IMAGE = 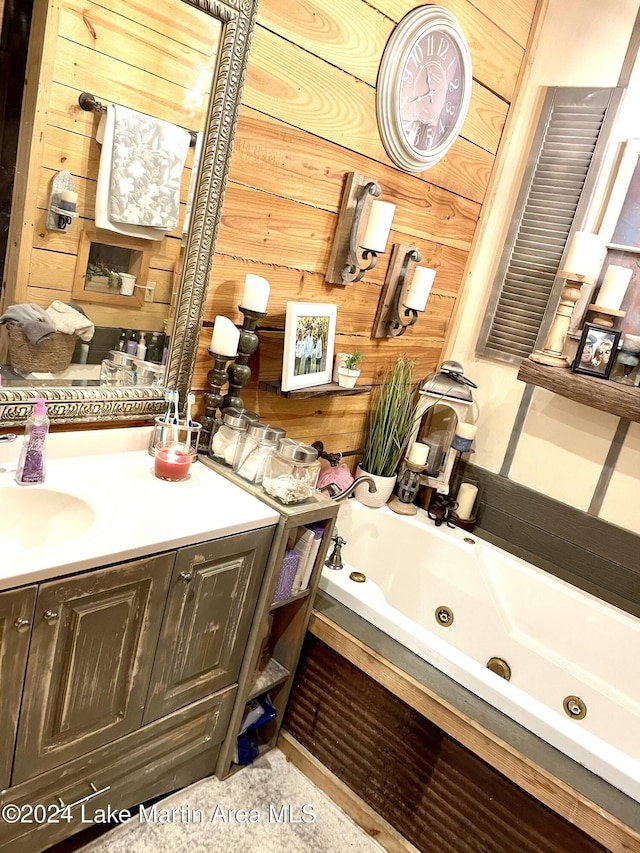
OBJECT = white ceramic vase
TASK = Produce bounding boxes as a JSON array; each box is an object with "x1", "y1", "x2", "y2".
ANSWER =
[
  {"x1": 337, "y1": 366, "x2": 360, "y2": 388},
  {"x1": 354, "y1": 465, "x2": 396, "y2": 508}
]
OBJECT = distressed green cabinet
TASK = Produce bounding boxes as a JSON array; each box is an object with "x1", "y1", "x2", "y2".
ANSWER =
[
  {"x1": 0, "y1": 586, "x2": 37, "y2": 790},
  {"x1": 0, "y1": 524, "x2": 274, "y2": 853}
]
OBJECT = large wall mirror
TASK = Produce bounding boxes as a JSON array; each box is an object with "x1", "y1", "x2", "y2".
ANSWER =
[{"x1": 0, "y1": 0, "x2": 257, "y2": 427}]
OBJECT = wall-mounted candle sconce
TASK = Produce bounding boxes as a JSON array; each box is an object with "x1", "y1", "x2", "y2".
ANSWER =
[
  {"x1": 372, "y1": 243, "x2": 435, "y2": 338},
  {"x1": 325, "y1": 172, "x2": 395, "y2": 285}
]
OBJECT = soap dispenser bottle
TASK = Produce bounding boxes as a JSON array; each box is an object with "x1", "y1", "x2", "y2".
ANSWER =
[{"x1": 15, "y1": 398, "x2": 49, "y2": 485}]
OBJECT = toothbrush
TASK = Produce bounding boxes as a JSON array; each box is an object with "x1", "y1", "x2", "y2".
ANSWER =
[
  {"x1": 171, "y1": 390, "x2": 180, "y2": 444},
  {"x1": 158, "y1": 388, "x2": 172, "y2": 444},
  {"x1": 186, "y1": 391, "x2": 195, "y2": 449}
]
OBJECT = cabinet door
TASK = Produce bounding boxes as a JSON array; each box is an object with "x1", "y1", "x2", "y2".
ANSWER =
[
  {"x1": 12, "y1": 554, "x2": 173, "y2": 784},
  {"x1": 0, "y1": 586, "x2": 36, "y2": 790},
  {"x1": 143, "y1": 527, "x2": 273, "y2": 724}
]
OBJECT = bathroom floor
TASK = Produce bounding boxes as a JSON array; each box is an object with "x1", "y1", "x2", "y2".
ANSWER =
[{"x1": 53, "y1": 749, "x2": 385, "y2": 853}]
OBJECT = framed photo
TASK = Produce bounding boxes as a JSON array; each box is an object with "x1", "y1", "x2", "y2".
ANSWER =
[
  {"x1": 282, "y1": 302, "x2": 337, "y2": 392},
  {"x1": 599, "y1": 139, "x2": 640, "y2": 253},
  {"x1": 572, "y1": 323, "x2": 620, "y2": 379}
]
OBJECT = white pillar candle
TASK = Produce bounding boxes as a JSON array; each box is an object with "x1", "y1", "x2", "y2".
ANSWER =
[
  {"x1": 595, "y1": 265, "x2": 632, "y2": 311},
  {"x1": 60, "y1": 189, "x2": 78, "y2": 204},
  {"x1": 404, "y1": 266, "x2": 436, "y2": 311},
  {"x1": 241, "y1": 273, "x2": 270, "y2": 313},
  {"x1": 561, "y1": 232, "x2": 605, "y2": 281},
  {"x1": 361, "y1": 199, "x2": 395, "y2": 252},
  {"x1": 210, "y1": 315, "x2": 239, "y2": 357},
  {"x1": 407, "y1": 441, "x2": 429, "y2": 466},
  {"x1": 455, "y1": 423, "x2": 477, "y2": 441},
  {"x1": 456, "y1": 483, "x2": 478, "y2": 520}
]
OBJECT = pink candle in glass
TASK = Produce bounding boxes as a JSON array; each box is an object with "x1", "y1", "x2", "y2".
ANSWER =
[{"x1": 154, "y1": 444, "x2": 194, "y2": 481}]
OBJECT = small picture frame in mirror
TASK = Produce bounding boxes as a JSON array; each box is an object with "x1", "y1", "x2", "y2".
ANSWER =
[{"x1": 572, "y1": 322, "x2": 620, "y2": 379}]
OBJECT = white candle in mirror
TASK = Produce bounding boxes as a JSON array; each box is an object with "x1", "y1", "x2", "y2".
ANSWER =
[
  {"x1": 241, "y1": 273, "x2": 270, "y2": 313},
  {"x1": 404, "y1": 266, "x2": 436, "y2": 311},
  {"x1": 456, "y1": 482, "x2": 478, "y2": 520},
  {"x1": 361, "y1": 199, "x2": 395, "y2": 253},
  {"x1": 210, "y1": 315, "x2": 239, "y2": 357},
  {"x1": 595, "y1": 265, "x2": 632, "y2": 311},
  {"x1": 407, "y1": 441, "x2": 429, "y2": 467},
  {"x1": 561, "y1": 231, "x2": 605, "y2": 281},
  {"x1": 455, "y1": 423, "x2": 477, "y2": 441}
]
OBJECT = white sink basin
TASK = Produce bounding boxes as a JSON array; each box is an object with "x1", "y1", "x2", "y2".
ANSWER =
[{"x1": 0, "y1": 487, "x2": 96, "y2": 556}]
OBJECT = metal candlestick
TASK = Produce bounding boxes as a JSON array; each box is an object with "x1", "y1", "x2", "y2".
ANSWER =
[
  {"x1": 223, "y1": 306, "x2": 267, "y2": 410},
  {"x1": 201, "y1": 349, "x2": 231, "y2": 449}
]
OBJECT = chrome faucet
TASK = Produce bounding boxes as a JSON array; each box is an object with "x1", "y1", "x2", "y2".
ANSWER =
[{"x1": 318, "y1": 475, "x2": 377, "y2": 502}]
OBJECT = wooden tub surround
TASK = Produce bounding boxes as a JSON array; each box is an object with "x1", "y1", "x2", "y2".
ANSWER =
[{"x1": 282, "y1": 594, "x2": 640, "y2": 853}]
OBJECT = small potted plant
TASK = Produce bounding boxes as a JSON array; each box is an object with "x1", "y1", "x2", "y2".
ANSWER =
[
  {"x1": 85, "y1": 261, "x2": 122, "y2": 292},
  {"x1": 337, "y1": 350, "x2": 364, "y2": 388}
]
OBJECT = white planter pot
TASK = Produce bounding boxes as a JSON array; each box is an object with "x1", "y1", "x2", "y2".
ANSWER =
[
  {"x1": 119, "y1": 273, "x2": 136, "y2": 296},
  {"x1": 337, "y1": 366, "x2": 360, "y2": 388},
  {"x1": 354, "y1": 465, "x2": 396, "y2": 508}
]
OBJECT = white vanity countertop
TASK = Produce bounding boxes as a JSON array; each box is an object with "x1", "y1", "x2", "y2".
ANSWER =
[{"x1": 0, "y1": 427, "x2": 279, "y2": 590}]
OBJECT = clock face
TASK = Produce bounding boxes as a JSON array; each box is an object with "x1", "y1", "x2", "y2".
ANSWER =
[
  {"x1": 399, "y1": 29, "x2": 464, "y2": 154},
  {"x1": 376, "y1": 7, "x2": 472, "y2": 172}
]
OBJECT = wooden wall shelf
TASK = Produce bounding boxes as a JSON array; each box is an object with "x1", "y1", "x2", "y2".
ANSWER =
[
  {"x1": 517, "y1": 358, "x2": 640, "y2": 423},
  {"x1": 258, "y1": 380, "x2": 371, "y2": 399}
]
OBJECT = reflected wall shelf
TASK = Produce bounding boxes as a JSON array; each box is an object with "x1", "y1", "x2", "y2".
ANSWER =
[
  {"x1": 517, "y1": 358, "x2": 640, "y2": 423},
  {"x1": 258, "y1": 380, "x2": 371, "y2": 399}
]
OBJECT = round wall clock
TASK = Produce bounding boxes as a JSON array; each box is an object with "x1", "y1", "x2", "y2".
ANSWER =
[{"x1": 376, "y1": 6, "x2": 472, "y2": 172}]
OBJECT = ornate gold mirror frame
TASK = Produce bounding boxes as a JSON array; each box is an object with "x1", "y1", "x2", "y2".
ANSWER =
[{"x1": 0, "y1": 0, "x2": 258, "y2": 427}]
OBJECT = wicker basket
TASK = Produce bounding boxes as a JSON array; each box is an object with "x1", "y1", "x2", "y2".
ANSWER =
[{"x1": 7, "y1": 324, "x2": 76, "y2": 373}]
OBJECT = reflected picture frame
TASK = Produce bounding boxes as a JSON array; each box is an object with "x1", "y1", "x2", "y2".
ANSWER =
[
  {"x1": 282, "y1": 302, "x2": 337, "y2": 392},
  {"x1": 572, "y1": 322, "x2": 620, "y2": 380}
]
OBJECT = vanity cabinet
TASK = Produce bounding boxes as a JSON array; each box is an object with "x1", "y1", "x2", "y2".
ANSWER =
[
  {"x1": 0, "y1": 524, "x2": 274, "y2": 853},
  {"x1": 0, "y1": 586, "x2": 37, "y2": 790}
]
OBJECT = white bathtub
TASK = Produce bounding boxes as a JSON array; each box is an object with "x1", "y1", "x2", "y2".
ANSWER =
[{"x1": 319, "y1": 501, "x2": 640, "y2": 802}]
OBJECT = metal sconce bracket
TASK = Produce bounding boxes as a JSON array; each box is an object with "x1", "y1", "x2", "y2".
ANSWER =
[
  {"x1": 325, "y1": 172, "x2": 381, "y2": 285},
  {"x1": 372, "y1": 242, "x2": 421, "y2": 338}
]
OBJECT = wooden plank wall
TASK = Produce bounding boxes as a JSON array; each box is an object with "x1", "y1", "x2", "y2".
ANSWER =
[
  {"x1": 195, "y1": 0, "x2": 539, "y2": 452},
  {"x1": 7, "y1": 0, "x2": 539, "y2": 452},
  {"x1": 4, "y1": 0, "x2": 220, "y2": 332}
]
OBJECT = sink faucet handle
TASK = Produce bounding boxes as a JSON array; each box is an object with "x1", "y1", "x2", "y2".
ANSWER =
[
  {"x1": 0, "y1": 434, "x2": 17, "y2": 443},
  {"x1": 332, "y1": 534, "x2": 346, "y2": 547}
]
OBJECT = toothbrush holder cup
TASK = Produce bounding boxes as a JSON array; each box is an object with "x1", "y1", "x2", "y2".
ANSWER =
[{"x1": 148, "y1": 417, "x2": 202, "y2": 458}]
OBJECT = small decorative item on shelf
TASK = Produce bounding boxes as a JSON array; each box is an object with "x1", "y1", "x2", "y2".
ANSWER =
[
  {"x1": 281, "y1": 301, "x2": 337, "y2": 392},
  {"x1": 337, "y1": 350, "x2": 364, "y2": 388},
  {"x1": 571, "y1": 322, "x2": 620, "y2": 380},
  {"x1": 613, "y1": 333, "x2": 640, "y2": 385},
  {"x1": 272, "y1": 548, "x2": 300, "y2": 603},
  {"x1": 46, "y1": 170, "x2": 79, "y2": 232}
]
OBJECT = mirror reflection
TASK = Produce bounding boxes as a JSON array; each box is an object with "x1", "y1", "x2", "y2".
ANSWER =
[{"x1": 0, "y1": 0, "x2": 237, "y2": 416}]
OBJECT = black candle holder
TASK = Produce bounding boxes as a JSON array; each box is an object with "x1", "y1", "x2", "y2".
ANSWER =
[
  {"x1": 200, "y1": 348, "x2": 232, "y2": 449},
  {"x1": 223, "y1": 306, "x2": 267, "y2": 410}
]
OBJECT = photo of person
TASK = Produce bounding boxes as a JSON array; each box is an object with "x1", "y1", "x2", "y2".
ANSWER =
[
  {"x1": 282, "y1": 302, "x2": 337, "y2": 393},
  {"x1": 572, "y1": 323, "x2": 620, "y2": 380},
  {"x1": 293, "y1": 316, "x2": 330, "y2": 377}
]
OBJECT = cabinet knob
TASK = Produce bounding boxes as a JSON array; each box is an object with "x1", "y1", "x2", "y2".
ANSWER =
[
  {"x1": 14, "y1": 617, "x2": 30, "y2": 633},
  {"x1": 179, "y1": 571, "x2": 193, "y2": 583},
  {"x1": 43, "y1": 609, "x2": 60, "y2": 624}
]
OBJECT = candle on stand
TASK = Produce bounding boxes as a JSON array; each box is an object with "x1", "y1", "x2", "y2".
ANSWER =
[
  {"x1": 362, "y1": 199, "x2": 395, "y2": 252},
  {"x1": 210, "y1": 315, "x2": 239, "y2": 357},
  {"x1": 241, "y1": 274, "x2": 270, "y2": 313},
  {"x1": 456, "y1": 482, "x2": 478, "y2": 520},
  {"x1": 407, "y1": 441, "x2": 429, "y2": 467},
  {"x1": 405, "y1": 266, "x2": 436, "y2": 311},
  {"x1": 595, "y1": 265, "x2": 632, "y2": 311},
  {"x1": 561, "y1": 232, "x2": 605, "y2": 281},
  {"x1": 154, "y1": 443, "x2": 195, "y2": 481},
  {"x1": 455, "y1": 423, "x2": 477, "y2": 441}
]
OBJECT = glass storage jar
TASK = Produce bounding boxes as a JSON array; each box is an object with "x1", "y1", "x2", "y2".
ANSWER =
[
  {"x1": 262, "y1": 439, "x2": 321, "y2": 505},
  {"x1": 232, "y1": 422, "x2": 282, "y2": 484},
  {"x1": 209, "y1": 407, "x2": 249, "y2": 466}
]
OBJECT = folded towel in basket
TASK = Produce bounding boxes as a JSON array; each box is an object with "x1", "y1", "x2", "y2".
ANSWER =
[
  {"x1": 95, "y1": 105, "x2": 189, "y2": 237},
  {"x1": 45, "y1": 300, "x2": 95, "y2": 342},
  {"x1": 0, "y1": 303, "x2": 56, "y2": 344}
]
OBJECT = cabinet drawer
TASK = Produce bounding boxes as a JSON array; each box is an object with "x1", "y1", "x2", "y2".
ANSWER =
[
  {"x1": 143, "y1": 526, "x2": 273, "y2": 723},
  {"x1": 0, "y1": 684, "x2": 236, "y2": 853},
  {"x1": 12, "y1": 553, "x2": 174, "y2": 784}
]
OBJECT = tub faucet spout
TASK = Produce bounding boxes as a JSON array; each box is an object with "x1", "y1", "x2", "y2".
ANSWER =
[{"x1": 318, "y1": 476, "x2": 377, "y2": 502}]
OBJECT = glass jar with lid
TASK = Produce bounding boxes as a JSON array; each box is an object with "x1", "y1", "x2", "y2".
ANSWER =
[
  {"x1": 209, "y1": 407, "x2": 249, "y2": 466},
  {"x1": 233, "y1": 422, "x2": 283, "y2": 484},
  {"x1": 262, "y1": 439, "x2": 321, "y2": 504}
]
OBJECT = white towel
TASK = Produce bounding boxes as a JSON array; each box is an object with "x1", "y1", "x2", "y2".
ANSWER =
[
  {"x1": 45, "y1": 301, "x2": 95, "y2": 342},
  {"x1": 95, "y1": 106, "x2": 189, "y2": 239}
]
